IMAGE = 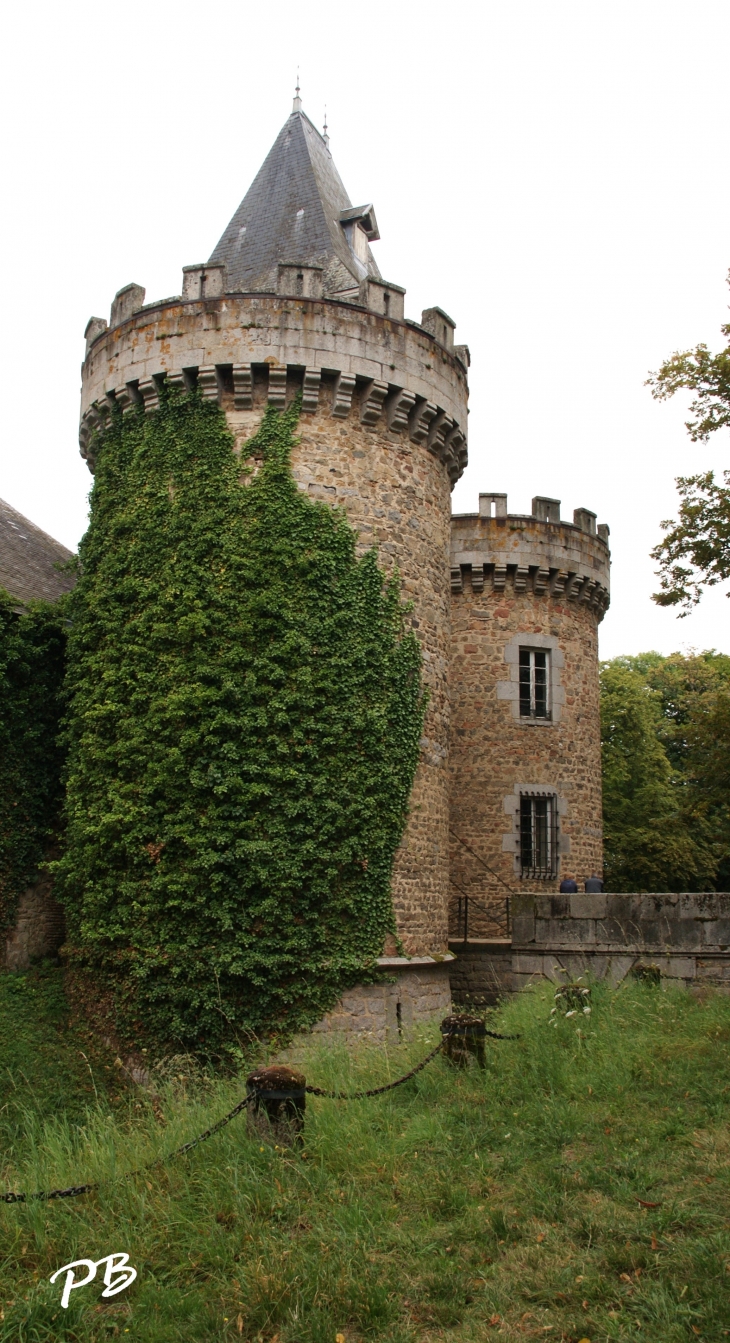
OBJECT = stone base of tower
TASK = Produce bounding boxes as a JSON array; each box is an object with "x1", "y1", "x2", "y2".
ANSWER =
[
  {"x1": 3, "y1": 870, "x2": 65, "y2": 971},
  {"x1": 311, "y1": 956, "x2": 453, "y2": 1041}
]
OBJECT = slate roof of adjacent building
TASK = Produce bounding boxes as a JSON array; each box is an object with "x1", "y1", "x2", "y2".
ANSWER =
[
  {"x1": 208, "y1": 106, "x2": 381, "y2": 297},
  {"x1": 0, "y1": 498, "x2": 76, "y2": 607}
]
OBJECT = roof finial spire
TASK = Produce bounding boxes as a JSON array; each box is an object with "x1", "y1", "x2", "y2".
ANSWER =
[
  {"x1": 323, "y1": 105, "x2": 329, "y2": 148},
  {"x1": 293, "y1": 70, "x2": 302, "y2": 113}
]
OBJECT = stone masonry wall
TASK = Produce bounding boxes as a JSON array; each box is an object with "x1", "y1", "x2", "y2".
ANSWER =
[
  {"x1": 447, "y1": 893, "x2": 730, "y2": 1005},
  {"x1": 4, "y1": 872, "x2": 65, "y2": 971},
  {"x1": 311, "y1": 959, "x2": 453, "y2": 1042},
  {"x1": 510, "y1": 891, "x2": 730, "y2": 992},
  {"x1": 449, "y1": 507, "x2": 610, "y2": 939}
]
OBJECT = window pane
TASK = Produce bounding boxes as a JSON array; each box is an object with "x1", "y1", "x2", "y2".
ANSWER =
[
  {"x1": 517, "y1": 646, "x2": 551, "y2": 719},
  {"x1": 519, "y1": 649, "x2": 532, "y2": 716},
  {"x1": 534, "y1": 798, "x2": 549, "y2": 868},
  {"x1": 534, "y1": 662, "x2": 548, "y2": 716},
  {"x1": 520, "y1": 795, "x2": 534, "y2": 870}
]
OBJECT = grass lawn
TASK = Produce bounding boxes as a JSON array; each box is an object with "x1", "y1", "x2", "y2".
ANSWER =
[{"x1": 0, "y1": 969, "x2": 728, "y2": 1342}]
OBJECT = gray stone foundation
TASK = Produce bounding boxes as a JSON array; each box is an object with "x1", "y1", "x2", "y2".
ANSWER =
[{"x1": 312, "y1": 956, "x2": 453, "y2": 1041}]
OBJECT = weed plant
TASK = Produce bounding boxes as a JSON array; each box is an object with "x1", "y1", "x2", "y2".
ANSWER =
[{"x1": 1, "y1": 974, "x2": 729, "y2": 1341}]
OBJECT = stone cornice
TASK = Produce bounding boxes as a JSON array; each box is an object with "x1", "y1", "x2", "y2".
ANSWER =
[
  {"x1": 80, "y1": 362, "x2": 468, "y2": 485},
  {"x1": 449, "y1": 557, "x2": 610, "y2": 619}
]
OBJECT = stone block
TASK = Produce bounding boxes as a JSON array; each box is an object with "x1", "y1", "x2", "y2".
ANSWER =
[
  {"x1": 599, "y1": 914, "x2": 642, "y2": 945},
  {"x1": 696, "y1": 956, "x2": 730, "y2": 982},
  {"x1": 570, "y1": 893, "x2": 607, "y2": 920},
  {"x1": 512, "y1": 953, "x2": 549, "y2": 976},
  {"x1": 511, "y1": 914, "x2": 536, "y2": 944},
  {"x1": 659, "y1": 955, "x2": 696, "y2": 980},
  {"x1": 656, "y1": 918, "x2": 696, "y2": 949},
  {"x1": 538, "y1": 917, "x2": 596, "y2": 945},
  {"x1": 710, "y1": 920, "x2": 730, "y2": 947}
]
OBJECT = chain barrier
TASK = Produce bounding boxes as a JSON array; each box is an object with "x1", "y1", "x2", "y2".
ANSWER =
[
  {"x1": 305, "y1": 1036, "x2": 447, "y2": 1099},
  {"x1": 2, "y1": 1020, "x2": 520, "y2": 1204},
  {"x1": 1, "y1": 1094, "x2": 255, "y2": 1205}
]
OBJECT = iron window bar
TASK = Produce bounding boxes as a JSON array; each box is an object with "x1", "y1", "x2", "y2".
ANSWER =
[{"x1": 519, "y1": 792, "x2": 558, "y2": 879}]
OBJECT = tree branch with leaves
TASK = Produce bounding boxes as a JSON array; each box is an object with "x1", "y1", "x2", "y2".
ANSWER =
[{"x1": 647, "y1": 273, "x2": 730, "y2": 611}]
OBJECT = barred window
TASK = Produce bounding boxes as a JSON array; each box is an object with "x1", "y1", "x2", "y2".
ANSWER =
[
  {"x1": 519, "y1": 648, "x2": 551, "y2": 719},
  {"x1": 520, "y1": 794, "x2": 557, "y2": 879}
]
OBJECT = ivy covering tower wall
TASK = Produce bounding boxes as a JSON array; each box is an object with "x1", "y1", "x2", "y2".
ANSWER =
[
  {"x1": 0, "y1": 594, "x2": 67, "y2": 933},
  {"x1": 55, "y1": 392, "x2": 426, "y2": 1049}
]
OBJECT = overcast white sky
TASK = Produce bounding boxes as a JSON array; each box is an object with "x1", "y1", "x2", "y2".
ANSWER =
[{"x1": 1, "y1": 0, "x2": 729, "y2": 660}]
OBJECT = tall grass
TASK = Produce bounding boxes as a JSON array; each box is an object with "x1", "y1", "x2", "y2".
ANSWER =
[{"x1": 1, "y1": 975, "x2": 729, "y2": 1341}]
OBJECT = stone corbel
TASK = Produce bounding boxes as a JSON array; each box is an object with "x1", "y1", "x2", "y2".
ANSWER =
[
  {"x1": 301, "y1": 368, "x2": 321, "y2": 413},
  {"x1": 471, "y1": 563, "x2": 484, "y2": 593},
  {"x1": 550, "y1": 569, "x2": 569, "y2": 596},
  {"x1": 564, "y1": 573, "x2": 583, "y2": 600},
  {"x1": 138, "y1": 377, "x2": 162, "y2": 413},
  {"x1": 198, "y1": 366, "x2": 221, "y2": 402},
  {"x1": 360, "y1": 378, "x2": 388, "y2": 425},
  {"x1": 332, "y1": 372, "x2": 356, "y2": 418},
  {"x1": 386, "y1": 388, "x2": 416, "y2": 432},
  {"x1": 232, "y1": 364, "x2": 253, "y2": 410},
  {"x1": 534, "y1": 567, "x2": 550, "y2": 595},
  {"x1": 408, "y1": 399, "x2": 439, "y2": 445},
  {"x1": 267, "y1": 366, "x2": 287, "y2": 408},
  {"x1": 427, "y1": 412, "x2": 453, "y2": 457},
  {"x1": 445, "y1": 426, "x2": 467, "y2": 473},
  {"x1": 514, "y1": 565, "x2": 529, "y2": 592},
  {"x1": 493, "y1": 564, "x2": 507, "y2": 591},
  {"x1": 450, "y1": 566, "x2": 463, "y2": 593},
  {"x1": 116, "y1": 383, "x2": 139, "y2": 415},
  {"x1": 90, "y1": 397, "x2": 111, "y2": 430}
]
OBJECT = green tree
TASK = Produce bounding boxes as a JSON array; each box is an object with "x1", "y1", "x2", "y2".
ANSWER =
[
  {"x1": 647, "y1": 277, "x2": 730, "y2": 611},
  {"x1": 55, "y1": 391, "x2": 426, "y2": 1051},
  {"x1": 600, "y1": 659, "x2": 719, "y2": 891}
]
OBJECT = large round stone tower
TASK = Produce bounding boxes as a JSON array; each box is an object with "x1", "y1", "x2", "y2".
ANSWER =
[
  {"x1": 449, "y1": 492, "x2": 610, "y2": 939},
  {"x1": 78, "y1": 95, "x2": 469, "y2": 970}
]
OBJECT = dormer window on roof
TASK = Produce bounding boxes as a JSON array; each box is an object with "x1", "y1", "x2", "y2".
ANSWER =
[{"x1": 339, "y1": 205, "x2": 380, "y2": 270}]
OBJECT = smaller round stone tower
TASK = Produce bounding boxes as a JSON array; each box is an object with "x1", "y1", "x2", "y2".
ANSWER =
[{"x1": 449, "y1": 492, "x2": 610, "y2": 937}]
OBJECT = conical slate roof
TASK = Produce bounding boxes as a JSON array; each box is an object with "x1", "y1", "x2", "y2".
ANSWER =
[
  {"x1": 0, "y1": 498, "x2": 75, "y2": 608},
  {"x1": 208, "y1": 107, "x2": 381, "y2": 297}
]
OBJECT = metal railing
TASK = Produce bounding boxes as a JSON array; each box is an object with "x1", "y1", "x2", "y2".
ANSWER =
[
  {"x1": 449, "y1": 828, "x2": 518, "y2": 944},
  {"x1": 453, "y1": 891, "x2": 511, "y2": 945}
]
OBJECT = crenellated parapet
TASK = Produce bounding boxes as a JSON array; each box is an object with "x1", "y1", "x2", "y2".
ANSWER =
[
  {"x1": 80, "y1": 287, "x2": 469, "y2": 486},
  {"x1": 450, "y1": 492, "x2": 610, "y2": 620}
]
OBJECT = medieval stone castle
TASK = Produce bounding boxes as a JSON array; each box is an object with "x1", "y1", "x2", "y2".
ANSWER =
[{"x1": 2, "y1": 94, "x2": 618, "y2": 1030}]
